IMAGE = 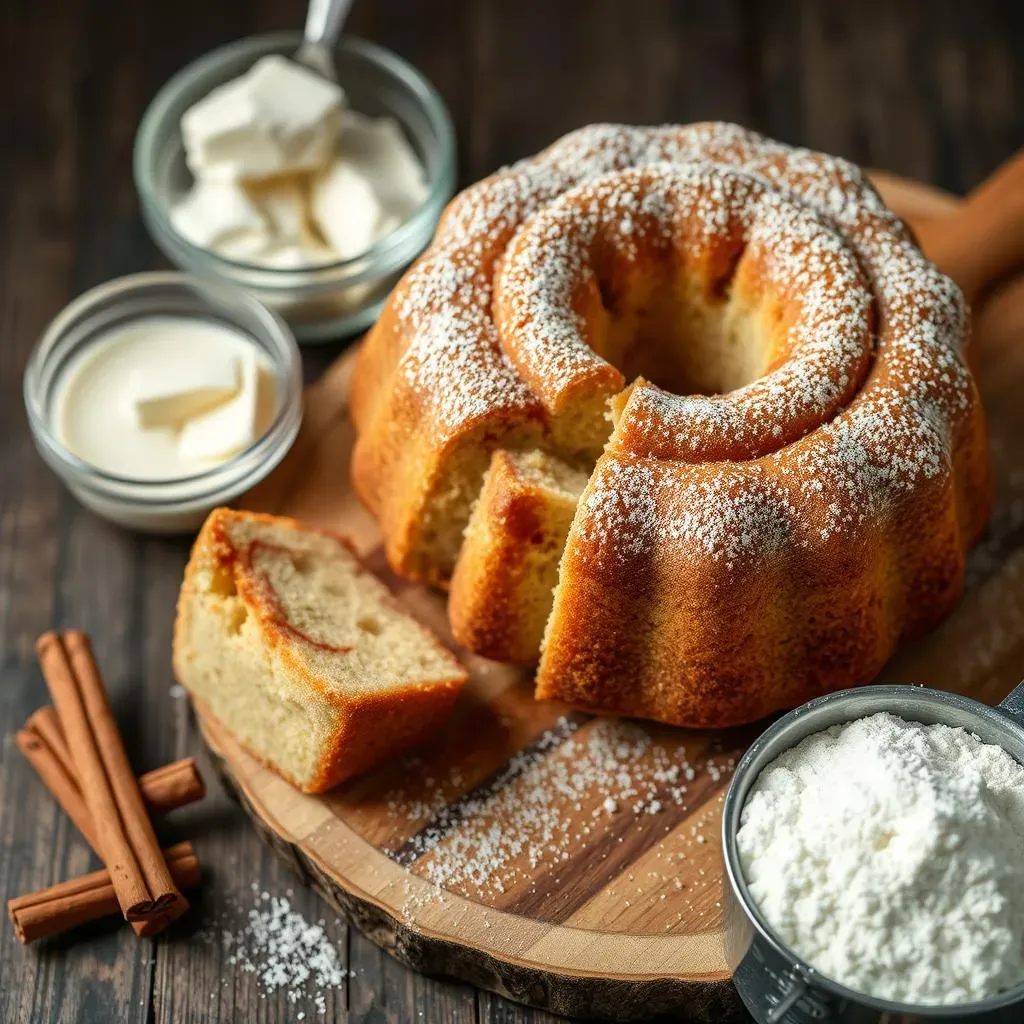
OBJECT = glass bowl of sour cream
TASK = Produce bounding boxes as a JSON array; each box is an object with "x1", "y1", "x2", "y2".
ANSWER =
[
  {"x1": 133, "y1": 32, "x2": 456, "y2": 343},
  {"x1": 24, "y1": 272, "x2": 303, "y2": 533}
]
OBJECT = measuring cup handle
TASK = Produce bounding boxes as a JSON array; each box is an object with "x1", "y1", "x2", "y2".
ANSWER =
[
  {"x1": 998, "y1": 680, "x2": 1024, "y2": 725},
  {"x1": 766, "y1": 972, "x2": 809, "y2": 1023}
]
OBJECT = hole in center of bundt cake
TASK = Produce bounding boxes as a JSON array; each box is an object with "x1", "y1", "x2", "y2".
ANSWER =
[
  {"x1": 591, "y1": 246, "x2": 772, "y2": 398},
  {"x1": 496, "y1": 162, "x2": 874, "y2": 466}
]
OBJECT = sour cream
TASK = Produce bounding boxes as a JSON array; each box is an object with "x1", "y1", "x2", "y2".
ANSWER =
[{"x1": 54, "y1": 317, "x2": 276, "y2": 480}]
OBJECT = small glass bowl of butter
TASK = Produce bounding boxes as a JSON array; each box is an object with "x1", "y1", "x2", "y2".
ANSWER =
[
  {"x1": 24, "y1": 272, "x2": 303, "y2": 533},
  {"x1": 134, "y1": 32, "x2": 456, "y2": 343}
]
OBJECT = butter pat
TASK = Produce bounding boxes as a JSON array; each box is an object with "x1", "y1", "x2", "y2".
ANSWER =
[
  {"x1": 215, "y1": 231, "x2": 275, "y2": 262},
  {"x1": 311, "y1": 160, "x2": 383, "y2": 260},
  {"x1": 178, "y1": 348, "x2": 274, "y2": 462},
  {"x1": 172, "y1": 174, "x2": 335, "y2": 266},
  {"x1": 243, "y1": 176, "x2": 310, "y2": 243},
  {"x1": 258, "y1": 242, "x2": 336, "y2": 269},
  {"x1": 172, "y1": 55, "x2": 428, "y2": 271},
  {"x1": 182, "y1": 55, "x2": 345, "y2": 182},
  {"x1": 170, "y1": 181, "x2": 267, "y2": 253},
  {"x1": 340, "y1": 113, "x2": 429, "y2": 219},
  {"x1": 131, "y1": 351, "x2": 240, "y2": 430},
  {"x1": 309, "y1": 115, "x2": 428, "y2": 261}
]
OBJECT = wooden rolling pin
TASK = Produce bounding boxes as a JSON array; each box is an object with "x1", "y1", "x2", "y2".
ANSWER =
[{"x1": 898, "y1": 149, "x2": 1024, "y2": 307}]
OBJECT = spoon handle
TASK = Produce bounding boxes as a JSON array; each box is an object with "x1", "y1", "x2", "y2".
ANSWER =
[{"x1": 303, "y1": 0, "x2": 356, "y2": 52}]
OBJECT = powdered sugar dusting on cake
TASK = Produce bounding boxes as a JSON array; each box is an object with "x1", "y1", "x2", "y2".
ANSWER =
[
  {"x1": 392, "y1": 123, "x2": 760, "y2": 436},
  {"x1": 395, "y1": 253, "x2": 538, "y2": 431},
  {"x1": 572, "y1": 457, "x2": 797, "y2": 569},
  {"x1": 370, "y1": 120, "x2": 976, "y2": 567},
  {"x1": 491, "y1": 159, "x2": 876, "y2": 461}
]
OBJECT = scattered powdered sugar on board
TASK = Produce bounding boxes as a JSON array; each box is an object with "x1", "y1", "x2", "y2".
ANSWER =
[
  {"x1": 382, "y1": 716, "x2": 737, "y2": 921},
  {"x1": 198, "y1": 885, "x2": 352, "y2": 1015}
]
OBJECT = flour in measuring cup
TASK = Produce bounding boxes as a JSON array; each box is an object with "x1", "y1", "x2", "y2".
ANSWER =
[{"x1": 737, "y1": 712, "x2": 1024, "y2": 1005}]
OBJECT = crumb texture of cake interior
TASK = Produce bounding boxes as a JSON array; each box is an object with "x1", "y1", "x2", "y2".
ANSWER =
[
  {"x1": 173, "y1": 507, "x2": 468, "y2": 792},
  {"x1": 449, "y1": 449, "x2": 588, "y2": 663}
]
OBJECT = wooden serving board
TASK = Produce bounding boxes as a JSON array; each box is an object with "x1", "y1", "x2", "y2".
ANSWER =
[{"x1": 195, "y1": 174, "x2": 1024, "y2": 1023}]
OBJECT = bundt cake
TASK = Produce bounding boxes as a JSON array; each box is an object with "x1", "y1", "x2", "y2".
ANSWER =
[{"x1": 350, "y1": 122, "x2": 992, "y2": 728}]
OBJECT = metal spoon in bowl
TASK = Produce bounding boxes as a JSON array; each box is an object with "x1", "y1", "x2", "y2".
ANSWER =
[{"x1": 294, "y1": 0, "x2": 357, "y2": 80}]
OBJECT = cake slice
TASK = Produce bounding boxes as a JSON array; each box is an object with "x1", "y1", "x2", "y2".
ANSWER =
[
  {"x1": 448, "y1": 449, "x2": 588, "y2": 663},
  {"x1": 173, "y1": 508, "x2": 467, "y2": 792}
]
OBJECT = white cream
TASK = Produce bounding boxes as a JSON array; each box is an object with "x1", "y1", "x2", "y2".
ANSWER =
[
  {"x1": 55, "y1": 317, "x2": 276, "y2": 480},
  {"x1": 172, "y1": 56, "x2": 428, "y2": 270}
]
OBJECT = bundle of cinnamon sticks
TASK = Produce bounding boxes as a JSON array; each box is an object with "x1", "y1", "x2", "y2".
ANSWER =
[{"x1": 7, "y1": 630, "x2": 206, "y2": 943}]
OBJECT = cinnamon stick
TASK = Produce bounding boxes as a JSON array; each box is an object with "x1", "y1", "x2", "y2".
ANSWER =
[
  {"x1": 16, "y1": 727, "x2": 175, "y2": 938},
  {"x1": 24, "y1": 707, "x2": 205, "y2": 816},
  {"x1": 25, "y1": 706, "x2": 76, "y2": 783},
  {"x1": 15, "y1": 713, "x2": 205, "y2": 938},
  {"x1": 16, "y1": 727, "x2": 101, "y2": 852},
  {"x1": 15, "y1": 726, "x2": 205, "y2": 854},
  {"x1": 35, "y1": 631, "x2": 185, "y2": 921},
  {"x1": 8, "y1": 842, "x2": 199, "y2": 944}
]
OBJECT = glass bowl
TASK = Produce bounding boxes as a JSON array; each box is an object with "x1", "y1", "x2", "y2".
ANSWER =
[
  {"x1": 24, "y1": 272, "x2": 303, "y2": 534},
  {"x1": 133, "y1": 32, "x2": 457, "y2": 343}
]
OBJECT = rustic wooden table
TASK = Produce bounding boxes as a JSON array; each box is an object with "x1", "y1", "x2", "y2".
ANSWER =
[{"x1": 1, "y1": 1, "x2": 1021, "y2": 1021}]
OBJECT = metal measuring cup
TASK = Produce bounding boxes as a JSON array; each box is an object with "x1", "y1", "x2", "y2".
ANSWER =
[{"x1": 721, "y1": 682, "x2": 1024, "y2": 1024}]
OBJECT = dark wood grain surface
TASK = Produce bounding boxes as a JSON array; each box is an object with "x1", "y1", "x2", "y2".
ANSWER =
[{"x1": 0, "y1": 1, "x2": 1021, "y2": 1022}]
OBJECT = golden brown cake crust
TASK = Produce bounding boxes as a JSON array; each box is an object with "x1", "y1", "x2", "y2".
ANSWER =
[
  {"x1": 173, "y1": 508, "x2": 466, "y2": 792},
  {"x1": 349, "y1": 122, "x2": 992, "y2": 729}
]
